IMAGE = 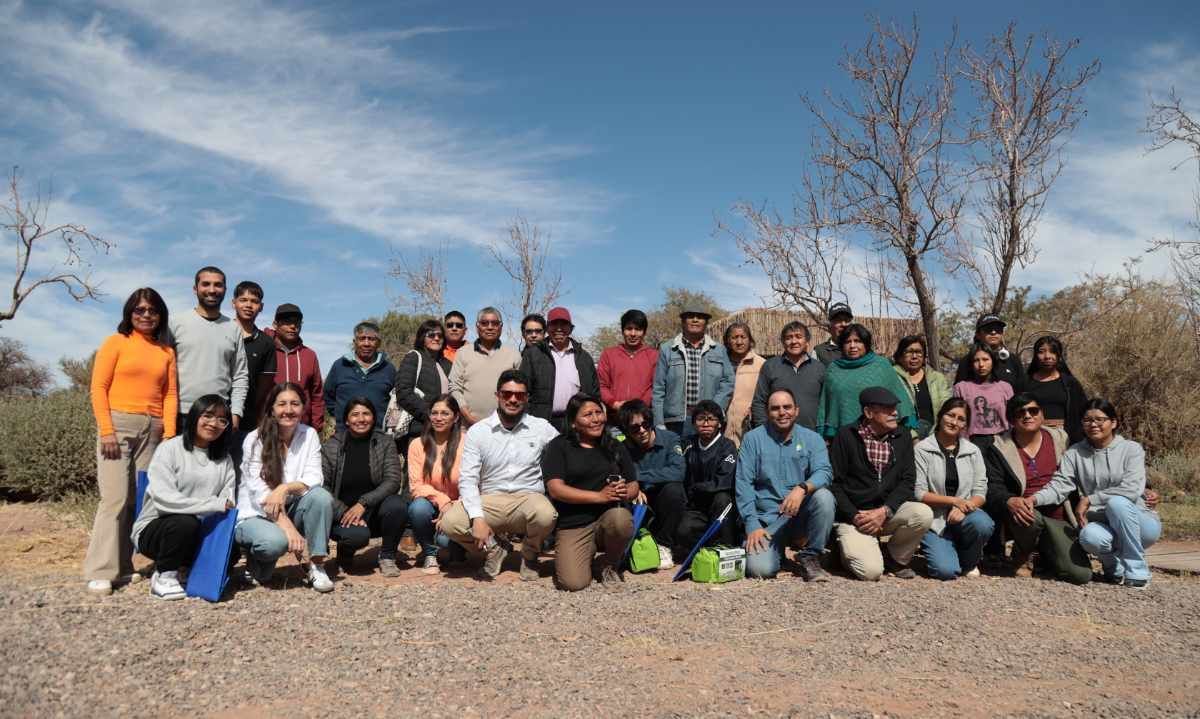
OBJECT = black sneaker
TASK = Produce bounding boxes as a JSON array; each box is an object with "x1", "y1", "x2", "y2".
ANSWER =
[
  {"x1": 1125, "y1": 577, "x2": 1149, "y2": 590},
  {"x1": 1094, "y1": 571, "x2": 1123, "y2": 585},
  {"x1": 335, "y1": 543, "x2": 356, "y2": 574},
  {"x1": 884, "y1": 554, "x2": 916, "y2": 579},
  {"x1": 796, "y1": 554, "x2": 831, "y2": 582}
]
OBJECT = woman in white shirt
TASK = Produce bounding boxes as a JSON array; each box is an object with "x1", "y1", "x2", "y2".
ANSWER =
[{"x1": 234, "y1": 382, "x2": 335, "y2": 592}]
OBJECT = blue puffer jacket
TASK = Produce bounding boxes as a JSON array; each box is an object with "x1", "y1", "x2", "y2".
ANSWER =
[{"x1": 651, "y1": 334, "x2": 734, "y2": 427}]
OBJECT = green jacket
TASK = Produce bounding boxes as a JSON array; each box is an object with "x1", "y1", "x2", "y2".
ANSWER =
[{"x1": 893, "y1": 364, "x2": 952, "y2": 438}]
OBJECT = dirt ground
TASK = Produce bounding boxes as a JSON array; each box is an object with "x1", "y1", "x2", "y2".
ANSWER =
[{"x1": 1, "y1": 502, "x2": 1198, "y2": 718}]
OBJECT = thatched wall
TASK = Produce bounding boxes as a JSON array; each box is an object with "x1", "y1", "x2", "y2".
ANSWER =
[{"x1": 710, "y1": 307, "x2": 922, "y2": 358}]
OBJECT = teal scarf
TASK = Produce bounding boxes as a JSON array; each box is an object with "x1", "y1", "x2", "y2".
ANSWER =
[{"x1": 817, "y1": 352, "x2": 918, "y2": 438}]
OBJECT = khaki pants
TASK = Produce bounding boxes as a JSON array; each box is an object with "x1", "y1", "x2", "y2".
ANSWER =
[
  {"x1": 835, "y1": 501, "x2": 933, "y2": 581},
  {"x1": 440, "y1": 493, "x2": 557, "y2": 560},
  {"x1": 554, "y1": 507, "x2": 633, "y2": 591},
  {"x1": 83, "y1": 412, "x2": 163, "y2": 581}
]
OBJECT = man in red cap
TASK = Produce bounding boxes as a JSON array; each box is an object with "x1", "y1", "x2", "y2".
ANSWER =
[{"x1": 519, "y1": 306, "x2": 599, "y2": 432}]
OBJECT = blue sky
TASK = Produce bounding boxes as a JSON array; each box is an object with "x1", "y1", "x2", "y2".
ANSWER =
[{"x1": 1, "y1": 0, "x2": 1198, "y2": 379}]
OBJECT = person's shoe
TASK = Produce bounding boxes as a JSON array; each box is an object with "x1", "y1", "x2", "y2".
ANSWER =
[
  {"x1": 446, "y1": 542, "x2": 468, "y2": 565},
  {"x1": 149, "y1": 571, "x2": 186, "y2": 600},
  {"x1": 335, "y1": 544, "x2": 355, "y2": 574},
  {"x1": 796, "y1": 554, "x2": 831, "y2": 582},
  {"x1": 965, "y1": 567, "x2": 982, "y2": 578},
  {"x1": 519, "y1": 551, "x2": 541, "y2": 581},
  {"x1": 1010, "y1": 550, "x2": 1035, "y2": 578},
  {"x1": 1125, "y1": 577, "x2": 1149, "y2": 590},
  {"x1": 1095, "y1": 571, "x2": 1123, "y2": 585},
  {"x1": 421, "y1": 555, "x2": 441, "y2": 575},
  {"x1": 884, "y1": 554, "x2": 916, "y2": 579},
  {"x1": 120, "y1": 572, "x2": 145, "y2": 586},
  {"x1": 601, "y1": 564, "x2": 624, "y2": 586},
  {"x1": 477, "y1": 543, "x2": 509, "y2": 580},
  {"x1": 377, "y1": 557, "x2": 401, "y2": 578},
  {"x1": 657, "y1": 545, "x2": 675, "y2": 570},
  {"x1": 307, "y1": 563, "x2": 334, "y2": 593},
  {"x1": 86, "y1": 579, "x2": 113, "y2": 596}
]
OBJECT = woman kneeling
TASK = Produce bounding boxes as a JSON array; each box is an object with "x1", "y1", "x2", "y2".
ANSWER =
[
  {"x1": 235, "y1": 383, "x2": 335, "y2": 592},
  {"x1": 132, "y1": 396, "x2": 236, "y2": 600},
  {"x1": 915, "y1": 398, "x2": 994, "y2": 579},
  {"x1": 543, "y1": 394, "x2": 638, "y2": 590}
]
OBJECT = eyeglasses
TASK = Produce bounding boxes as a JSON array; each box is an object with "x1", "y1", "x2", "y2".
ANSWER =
[
  {"x1": 479, "y1": 320, "x2": 501, "y2": 327},
  {"x1": 903, "y1": 349, "x2": 925, "y2": 356},
  {"x1": 1016, "y1": 407, "x2": 1042, "y2": 417},
  {"x1": 131, "y1": 307, "x2": 160, "y2": 316},
  {"x1": 498, "y1": 390, "x2": 527, "y2": 401},
  {"x1": 693, "y1": 416, "x2": 720, "y2": 425},
  {"x1": 523, "y1": 327, "x2": 545, "y2": 336},
  {"x1": 445, "y1": 322, "x2": 465, "y2": 329},
  {"x1": 198, "y1": 413, "x2": 229, "y2": 428},
  {"x1": 1081, "y1": 416, "x2": 1111, "y2": 425}
]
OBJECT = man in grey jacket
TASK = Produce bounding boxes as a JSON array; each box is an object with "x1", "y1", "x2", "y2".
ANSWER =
[
  {"x1": 651, "y1": 307, "x2": 734, "y2": 437},
  {"x1": 751, "y1": 321, "x2": 825, "y2": 431}
]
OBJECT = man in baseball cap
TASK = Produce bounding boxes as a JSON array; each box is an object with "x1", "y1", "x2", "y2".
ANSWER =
[
  {"x1": 828, "y1": 385, "x2": 933, "y2": 581},
  {"x1": 965, "y1": 313, "x2": 1025, "y2": 392},
  {"x1": 519, "y1": 306, "x2": 598, "y2": 432},
  {"x1": 816, "y1": 302, "x2": 854, "y2": 366},
  {"x1": 262, "y1": 302, "x2": 325, "y2": 430}
]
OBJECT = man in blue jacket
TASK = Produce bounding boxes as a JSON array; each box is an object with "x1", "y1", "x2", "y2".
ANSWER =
[
  {"x1": 619, "y1": 399, "x2": 687, "y2": 569},
  {"x1": 323, "y1": 321, "x2": 397, "y2": 431},
  {"x1": 736, "y1": 388, "x2": 835, "y2": 581},
  {"x1": 651, "y1": 306, "x2": 734, "y2": 437}
]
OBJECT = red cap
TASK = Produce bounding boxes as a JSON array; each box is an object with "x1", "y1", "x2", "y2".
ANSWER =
[{"x1": 547, "y1": 306, "x2": 572, "y2": 324}]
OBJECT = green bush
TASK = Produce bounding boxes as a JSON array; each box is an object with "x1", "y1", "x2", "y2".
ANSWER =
[{"x1": 0, "y1": 390, "x2": 97, "y2": 499}]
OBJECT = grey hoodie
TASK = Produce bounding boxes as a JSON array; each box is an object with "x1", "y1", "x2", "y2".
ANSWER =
[{"x1": 1033, "y1": 435, "x2": 1147, "y2": 512}]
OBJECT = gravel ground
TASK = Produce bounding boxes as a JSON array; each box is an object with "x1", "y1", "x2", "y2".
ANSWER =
[{"x1": 2, "y1": 505, "x2": 1198, "y2": 718}]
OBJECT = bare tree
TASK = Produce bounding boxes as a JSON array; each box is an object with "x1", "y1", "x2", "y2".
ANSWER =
[
  {"x1": 952, "y1": 24, "x2": 1099, "y2": 313},
  {"x1": 1, "y1": 167, "x2": 111, "y2": 325},
  {"x1": 487, "y1": 216, "x2": 563, "y2": 323},
  {"x1": 1145, "y1": 89, "x2": 1200, "y2": 349},
  {"x1": 389, "y1": 250, "x2": 446, "y2": 315},
  {"x1": 0, "y1": 337, "x2": 51, "y2": 397},
  {"x1": 804, "y1": 16, "x2": 966, "y2": 362},
  {"x1": 717, "y1": 160, "x2": 851, "y2": 330}
]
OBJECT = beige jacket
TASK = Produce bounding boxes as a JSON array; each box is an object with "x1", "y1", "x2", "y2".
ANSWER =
[
  {"x1": 448, "y1": 339, "x2": 521, "y2": 422},
  {"x1": 724, "y1": 351, "x2": 765, "y2": 446}
]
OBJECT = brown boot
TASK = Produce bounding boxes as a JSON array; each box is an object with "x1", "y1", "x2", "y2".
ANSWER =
[{"x1": 1010, "y1": 549, "x2": 1035, "y2": 578}]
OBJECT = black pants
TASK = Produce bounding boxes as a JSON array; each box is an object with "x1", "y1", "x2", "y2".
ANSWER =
[
  {"x1": 138, "y1": 514, "x2": 203, "y2": 571},
  {"x1": 330, "y1": 495, "x2": 409, "y2": 560},
  {"x1": 677, "y1": 490, "x2": 738, "y2": 550},
  {"x1": 644, "y1": 482, "x2": 688, "y2": 553}
]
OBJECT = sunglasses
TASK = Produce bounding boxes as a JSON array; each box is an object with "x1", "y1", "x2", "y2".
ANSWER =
[
  {"x1": 445, "y1": 322, "x2": 465, "y2": 329},
  {"x1": 425, "y1": 332, "x2": 444, "y2": 339},
  {"x1": 1082, "y1": 416, "x2": 1111, "y2": 425},
  {"x1": 1016, "y1": 407, "x2": 1042, "y2": 417},
  {"x1": 498, "y1": 390, "x2": 528, "y2": 401},
  {"x1": 131, "y1": 306, "x2": 160, "y2": 316},
  {"x1": 625, "y1": 422, "x2": 650, "y2": 434}
]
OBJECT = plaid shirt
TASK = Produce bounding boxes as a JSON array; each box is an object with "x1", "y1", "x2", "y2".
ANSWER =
[
  {"x1": 856, "y1": 419, "x2": 893, "y2": 478},
  {"x1": 682, "y1": 342, "x2": 702, "y2": 410}
]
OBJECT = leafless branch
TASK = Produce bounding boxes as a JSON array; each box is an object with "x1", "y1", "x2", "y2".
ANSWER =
[
  {"x1": 486, "y1": 216, "x2": 563, "y2": 323},
  {"x1": 1, "y1": 167, "x2": 112, "y2": 325},
  {"x1": 952, "y1": 23, "x2": 1099, "y2": 313},
  {"x1": 388, "y1": 249, "x2": 446, "y2": 315}
]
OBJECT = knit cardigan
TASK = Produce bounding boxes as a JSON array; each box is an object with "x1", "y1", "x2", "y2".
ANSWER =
[{"x1": 817, "y1": 353, "x2": 917, "y2": 438}]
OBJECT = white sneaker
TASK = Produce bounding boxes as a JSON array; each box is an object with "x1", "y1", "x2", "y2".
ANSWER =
[
  {"x1": 307, "y1": 563, "x2": 334, "y2": 593},
  {"x1": 86, "y1": 579, "x2": 112, "y2": 596},
  {"x1": 965, "y1": 568, "x2": 982, "y2": 578},
  {"x1": 421, "y1": 555, "x2": 440, "y2": 575},
  {"x1": 150, "y1": 571, "x2": 186, "y2": 600},
  {"x1": 658, "y1": 544, "x2": 675, "y2": 570}
]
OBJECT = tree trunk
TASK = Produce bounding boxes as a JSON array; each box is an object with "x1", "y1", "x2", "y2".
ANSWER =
[{"x1": 905, "y1": 249, "x2": 940, "y2": 365}]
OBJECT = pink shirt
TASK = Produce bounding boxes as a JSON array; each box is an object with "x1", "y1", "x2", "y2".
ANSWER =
[
  {"x1": 551, "y1": 345, "x2": 581, "y2": 414},
  {"x1": 953, "y1": 380, "x2": 1013, "y2": 437}
]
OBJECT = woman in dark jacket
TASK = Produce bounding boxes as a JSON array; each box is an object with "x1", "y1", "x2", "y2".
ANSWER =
[
  {"x1": 322, "y1": 398, "x2": 408, "y2": 577},
  {"x1": 393, "y1": 319, "x2": 453, "y2": 447},
  {"x1": 680, "y1": 400, "x2": 739, "y2": 548},
  {"x1": 1024, "y1": 335, "x2": 1088, "y2": 444}
]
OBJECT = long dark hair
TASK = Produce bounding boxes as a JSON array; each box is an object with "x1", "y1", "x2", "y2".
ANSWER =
[
  {"x1": 1026, "y1": 335, "x2": 1075, "y2": 378},
  {"x1": 183, "y1": 395, "x2": 231, "y2": 461},
  {"x1": 420, "y1": 393, "x2": 462, "y2": 483},
  {"x1": 837, "y1": 323, "x2": 873, "y2": 354},
  {"x1": 117, "y1": 287, "x2": 169, "y2": 342},
  {"x1": 955, "y1": 342, "x2": 1000, "y2": 384},
  {"x1": 565, "y1": 393, "x2": 621, "y2": 464},
  {"x1": 934, "y1": 397, "x2": 971, "y2": 438},
  {"x1": 257, "y1": 382, "x2": 307, "y2": 489}
]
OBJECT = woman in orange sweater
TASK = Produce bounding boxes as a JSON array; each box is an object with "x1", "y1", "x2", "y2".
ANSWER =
[
  {"x1": 406, "y1": 394, "x2": 466, "y2": 574},
  {"x1": 84, "y1": 288, "x2": 178, "y2": 595}
]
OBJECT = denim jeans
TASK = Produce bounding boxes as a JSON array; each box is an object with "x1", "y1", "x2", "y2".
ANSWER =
[
  {"x1": 921, "y1": 509, "x2": 995, "y2": 580},
  {"x1": 1078, "y1": 496, "x2": 1161, "y2": 582},
  {"x1": 234, "y1": 487, "x2": 334, "y2": 577},
  {"x1": 408, "y1": 497, "x2": 454, "y2": 558},
  {"x1": 745, "y1": 487, "x2": 835, "y2": 579}
]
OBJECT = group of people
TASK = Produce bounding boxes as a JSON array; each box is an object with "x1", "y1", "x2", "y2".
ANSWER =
[{"x1": 84, "y1": 267, "x2": 1163, "y2": 598}]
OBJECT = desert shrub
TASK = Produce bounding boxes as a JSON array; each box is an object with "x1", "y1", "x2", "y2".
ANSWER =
[
  {"x1": 1148, "y1": 451, "x2": 1200, "y2": 498},
  {"x1": 0, "y1": 390, "x2": 97, "y2": 499}
]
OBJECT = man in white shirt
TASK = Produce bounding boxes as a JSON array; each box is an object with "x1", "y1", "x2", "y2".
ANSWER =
[{"x1": 440, "y1": 369, "x2": 559, "y2": 580}]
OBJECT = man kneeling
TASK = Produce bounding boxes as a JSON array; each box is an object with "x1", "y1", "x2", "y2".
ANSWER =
[
  {"x1": 830, "y1": 387, "x2": 933, "y2": 580},
  {"x1": 736, "y1": 389, "x2": 835, "y2": 580},
  {"x1": 439, "y1": 370, "x2": 559, "y2": 580}
]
